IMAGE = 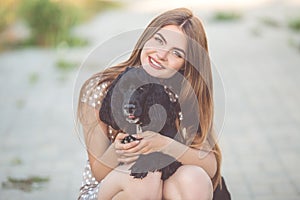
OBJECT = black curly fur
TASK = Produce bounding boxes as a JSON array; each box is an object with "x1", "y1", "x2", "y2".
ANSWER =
[
  {"x1": 99, "y1": 67, "x2": 183, "y2": 180},
  {"x1": 129, "y1": 152, "x2": 183, "y2": 180}
]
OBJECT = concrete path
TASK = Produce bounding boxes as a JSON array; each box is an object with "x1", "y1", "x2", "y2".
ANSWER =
[{"x1": 0, "y1": 0, "x2": 300, "y2": 199}]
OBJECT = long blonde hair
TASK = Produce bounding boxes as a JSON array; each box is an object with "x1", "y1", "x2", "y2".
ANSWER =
[{"x1": 78, "y1": 8, "x2": 222, "y2": 189}]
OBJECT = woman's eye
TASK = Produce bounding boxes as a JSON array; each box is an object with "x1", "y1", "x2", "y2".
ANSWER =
[
  {"x1": 172, "y1": 50, "x2": 183, "y2": 58},
  {"x1": 154, "y1": 37, "x2": 164, "y2": 45}
]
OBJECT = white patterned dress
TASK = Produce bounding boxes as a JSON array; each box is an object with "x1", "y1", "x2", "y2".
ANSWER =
[
  {"x1": 77, "y1": 78, "x2": 110, "y2": 200},
  {"x1": 78, "y1": 161, "x2": 101, "y2": 200}
]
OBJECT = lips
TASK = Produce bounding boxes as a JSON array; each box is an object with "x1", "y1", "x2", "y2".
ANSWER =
[{"x1": 148, "y1": 56, "x2": 165, "y2": 70}]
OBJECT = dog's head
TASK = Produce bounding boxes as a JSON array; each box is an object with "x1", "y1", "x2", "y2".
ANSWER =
[{"x1": 123, "y1": 84, "x2": 149, "y2": 124}]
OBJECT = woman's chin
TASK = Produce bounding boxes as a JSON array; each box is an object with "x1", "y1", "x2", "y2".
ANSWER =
[{"x1": 141, "y1": 65, "x2": 172, "y2": 79}]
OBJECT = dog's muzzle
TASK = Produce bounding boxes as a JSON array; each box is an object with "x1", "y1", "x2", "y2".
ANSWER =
[{"x1": 123, "y1": 104, "x2": 140, "y2": 124}]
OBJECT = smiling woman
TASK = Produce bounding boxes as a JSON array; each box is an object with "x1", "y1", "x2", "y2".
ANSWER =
[
  {"x1": 77, "y1": 8, "x2": 230, "y2": 200},
  {"x1": 141, "y1": 25, "x2": 187, "y2": 78}
]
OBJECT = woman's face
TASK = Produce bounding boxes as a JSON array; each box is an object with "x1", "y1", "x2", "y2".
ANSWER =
[{"x1": 140, "y1": 25, "x2": 187, "y2": 79}]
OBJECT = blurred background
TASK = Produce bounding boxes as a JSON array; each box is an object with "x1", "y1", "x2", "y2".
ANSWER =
[{"x1": 0, "y1": 0, "x2": 300, "y2": 199}]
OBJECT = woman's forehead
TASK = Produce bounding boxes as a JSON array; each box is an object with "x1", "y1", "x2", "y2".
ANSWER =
[{"x1": 156, "y1": 25, "x2": 187, "y2": 48}]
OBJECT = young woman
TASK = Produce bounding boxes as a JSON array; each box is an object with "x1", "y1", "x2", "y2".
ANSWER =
[{"x1": 77, "y1": 8, "x2": 223, "y2": 200}]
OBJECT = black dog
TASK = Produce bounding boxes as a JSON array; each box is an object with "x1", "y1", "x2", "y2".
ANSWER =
[{"x1": 99, "y1": 67, "x2": 183, "y2": 180}]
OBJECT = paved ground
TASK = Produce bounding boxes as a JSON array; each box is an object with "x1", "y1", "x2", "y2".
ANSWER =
[{"x1": 1, "y1": 0, "x2": 300, "y2": 199}]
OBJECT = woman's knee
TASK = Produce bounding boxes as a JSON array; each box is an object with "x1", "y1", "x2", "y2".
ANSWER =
[
  {"x1": 164, "y1": 165, "x2": 213, "y2": 200},
  {"x1": 177, "y1": 165, "x2": 212, "y2": 185},
  {"x1": 98, "y1": 168, "x2": 162, "y2": 200},
  {"x1": 126, "y1": 171, "x2": 163, "y2": 200}
]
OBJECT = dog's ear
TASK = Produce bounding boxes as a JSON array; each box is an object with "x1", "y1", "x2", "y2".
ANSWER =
[
  {"x1": 99, "y1": 67, "x2": 135, "y2": 130},
  {"x1": 99, "y1": 83, "x2": 115, "y2": 128}
]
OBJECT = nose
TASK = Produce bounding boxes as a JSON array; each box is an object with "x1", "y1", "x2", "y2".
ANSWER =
[
  {"x1": 124, "y1": 104, "x2": 136, "y2": 115},
  {"x1": 156, "y1": 48, "x2": 169, "y2": 61}
]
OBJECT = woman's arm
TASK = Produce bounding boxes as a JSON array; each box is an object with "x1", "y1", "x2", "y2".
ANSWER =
[
  {"x1": 81, "y1": 103, "x2": 141, "y2": 181},
  {"x1": 81, "y1": 103, "x2": 118, "y2": 181},
  {"x1": 118, "y1": 131, "x2": 217, "y2": 178},
  {"x1": 162, "y1": 137, "x2": 217, "y2": 178},
  {"x1": 88, "y1": 132, "x2": 141, "y2": 181}
]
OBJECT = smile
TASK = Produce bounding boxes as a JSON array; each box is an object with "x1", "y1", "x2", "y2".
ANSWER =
[{"x1": 148, "y1": 56, "x2": 165, "y2": 70}]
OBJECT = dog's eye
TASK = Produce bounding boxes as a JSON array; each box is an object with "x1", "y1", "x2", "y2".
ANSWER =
[{"x1": 137, "y1": 87, "x2": 144, "y2": 92}]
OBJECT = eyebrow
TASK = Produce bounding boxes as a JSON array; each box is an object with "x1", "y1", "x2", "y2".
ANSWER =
[
  {"x1": 156, "y1": 33, "x2": 167, "y2": 44},
  {"x1": 155, "y1": 32, "x2": 186, "y2": 56}
]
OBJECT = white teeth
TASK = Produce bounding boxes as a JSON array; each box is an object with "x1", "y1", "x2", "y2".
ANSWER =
[{"x1": 150, "y1": 57, "x2": 163, "y2": 68}]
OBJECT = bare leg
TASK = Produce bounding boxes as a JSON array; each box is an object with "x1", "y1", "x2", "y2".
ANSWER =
[
  {"x1": 98, "y1": 164, "x2": 163, "y2": 200},
  {"x1": 163, "y1": 165, "x2": 213, "y2": 200}
]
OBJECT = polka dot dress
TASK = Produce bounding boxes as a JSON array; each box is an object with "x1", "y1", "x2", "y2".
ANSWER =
[
  {"x1": 78, "y1": 161, "x2": 101, "y2": 200},
  {"x1": 78, "y1": 78, "x2": 109, "y2": 199},
  {"x1": 80, "y1": 77, "x2": 109, "y2": 109}
]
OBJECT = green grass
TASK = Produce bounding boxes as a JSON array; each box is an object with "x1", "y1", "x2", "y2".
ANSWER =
[
  {"x1": 28, "y1": 72, "x2": 39, "y2": 85},
  {"x1": 10, "y1": 157, "x2": 23, "y2": 166},
  {"x1": 288, "y1": 16, "x2": 300, "y2": 32},
  {"x1": 212, "y1": 11, "x2": 242, "y2": 21},
  {"x1": 63, "y1": 36, "x2": 89, "y2": 47},
  {"x1": 83, "y1": 0, "x2": 124, "y2": 19},
  {"x1": 18, "y1": 0, "x2": 84, "y2": 47},
  {"x1": 55, "y1": 59, "x2": 79, "y2": 83},
  {"x1": 56, "y1": 59, "x2": 78, "y2": 72},
  {"x1": 9, "y1": 35, "x2": 88, "y2": 50},
  {"x1": 0, "y1": 0, "x2": 122, "y2": 50},
  {"x1": 259, "y1": 16, "x2": 280, "y2": 27},
  {"x1": 2, "y1": 176, "x2": 50, "y2": 192},
  {"x1": 16, "y1": 99, "x2": 25, "y2": 109}
]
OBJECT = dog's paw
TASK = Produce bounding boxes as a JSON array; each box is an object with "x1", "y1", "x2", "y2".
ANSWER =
[{"x1": 121, "y1": 135, "x2": 139, "y2": 144}]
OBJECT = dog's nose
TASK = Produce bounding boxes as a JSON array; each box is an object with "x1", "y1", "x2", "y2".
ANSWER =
[{"x1": 124, "y1": 104, "x2": 136, "y2": 114}]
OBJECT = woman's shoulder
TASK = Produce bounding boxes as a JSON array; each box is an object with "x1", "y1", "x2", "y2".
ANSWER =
[
  {"x1": 79, "y1": 65, "x2": 128, "y2": 109},
  {"x1": 80, "y1": 74, "x2": 111, "y2": 109}
]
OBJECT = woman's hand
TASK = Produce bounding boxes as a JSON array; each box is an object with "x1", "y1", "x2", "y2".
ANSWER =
[
  {"x1": 135, "y1": 131, "x2": 171, "y2": 154},
  {"x1": 117, "y1": 131, "x2": 172, "y2": 162},
  {"x1": 114, "y1": 132, "x2": 141, "y2": 164}
]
